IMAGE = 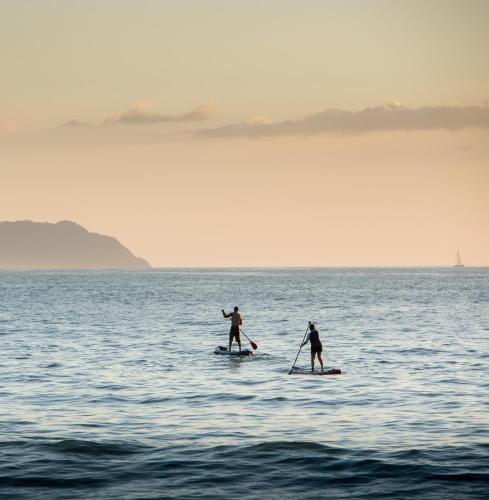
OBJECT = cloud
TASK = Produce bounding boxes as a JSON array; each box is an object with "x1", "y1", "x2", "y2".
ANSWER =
[
  {"x1": 102, "y1": 103, "x2": 215, "y2": 126},
  {"x1": 60, "y1": 119, "x2": 91, "y2": 128},
  {"x1": 195, "y1": 102, "x2": 489, "y2": 138},
  {"x1": 247, "y1": 115, "x2": 274, "y2": 125}
]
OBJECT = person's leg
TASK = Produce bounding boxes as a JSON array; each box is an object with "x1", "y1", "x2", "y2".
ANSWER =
[
  {"x1": 229, "y1": 332, "x2": 233, "y2": 351},
  {"x1": 318, "y1": 352, "x2": 324, "y2": 371},
  {"x1": 235, "y1": 328, "x2": 242, "y2": 352},
  {"x1": 311, "y1": 352, "x2": 315, "y2": 372}
]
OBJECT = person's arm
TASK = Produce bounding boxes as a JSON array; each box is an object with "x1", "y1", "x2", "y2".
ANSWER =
[
  {"x1": 301, "y1": 332, "x2": 310, "y2": 347},
  {"x1": 222, "y1": 309, "x2": 231, "y2": 318},
  {"x1": 239, "y1": 315, "x2": 242, "y2": 325}
]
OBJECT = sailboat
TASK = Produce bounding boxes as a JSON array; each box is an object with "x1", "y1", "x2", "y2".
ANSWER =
[{"x1": 454, "y1": 250, "x2": 464, "y2": 268}]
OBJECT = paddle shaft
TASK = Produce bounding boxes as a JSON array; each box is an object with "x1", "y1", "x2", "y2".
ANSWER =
[
  {"x1": 288, "y1": 323, "x2": 310, "y2": 374},
  {"x1": 240, "y1": 329, "x2": 257, "y2": 350}
]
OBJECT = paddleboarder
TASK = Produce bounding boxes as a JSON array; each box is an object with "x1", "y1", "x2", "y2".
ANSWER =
[
  {"x1": 302, "y1": 322, "x2": 324, "y2": 372},
  {"x1": 222, "y1": 306, "x2": 242, "y2": 352}
]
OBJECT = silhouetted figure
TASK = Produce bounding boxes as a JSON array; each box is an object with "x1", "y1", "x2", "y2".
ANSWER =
[
  {"x1": 302, "y1": 323, "x2": 324, "y2": 372},
  {"x1": 222, "y1": 306, "x2": 242, "y2": 352}
]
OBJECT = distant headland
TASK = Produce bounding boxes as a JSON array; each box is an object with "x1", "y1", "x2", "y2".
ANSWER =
[{"x1": 0, "y1": 220, "x2": 150, "y2": 269}]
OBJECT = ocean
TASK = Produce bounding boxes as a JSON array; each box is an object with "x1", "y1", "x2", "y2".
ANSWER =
[{"x1": 0, "y1": 268, "x2": 488, "y2": 499}]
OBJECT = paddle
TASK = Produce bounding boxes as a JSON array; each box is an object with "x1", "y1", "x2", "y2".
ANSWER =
[
  {"x1": 288, "y1": 322, "x2": 311, "y2": 375},
  {"x1": 240, "y1": 329, "x2": 258, "y2": 350}
]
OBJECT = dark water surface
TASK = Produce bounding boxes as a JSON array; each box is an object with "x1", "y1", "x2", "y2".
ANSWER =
[{"x1": 1, "y1": 268, "x2": 488, "y2": 498}]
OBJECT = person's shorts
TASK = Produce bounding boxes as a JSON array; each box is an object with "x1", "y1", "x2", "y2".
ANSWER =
[
  {"x1": 311, "y1": 343, "x2": 323, "y2": 354},
  {"x1": 229, "y1": 325, "x2": 241, "y2": 342}
]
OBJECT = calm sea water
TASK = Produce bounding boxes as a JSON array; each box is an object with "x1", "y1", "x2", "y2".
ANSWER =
[{"x1": 0, "y1": 268, "x2": 488, "y2": 499}]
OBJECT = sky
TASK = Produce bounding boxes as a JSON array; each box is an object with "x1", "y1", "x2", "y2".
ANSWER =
[{"x1": 1, "y1": 0, "x2": 488, "y2": 266}]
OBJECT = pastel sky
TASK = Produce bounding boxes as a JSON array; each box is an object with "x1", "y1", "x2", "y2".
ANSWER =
[{"x1": 1, "y1": 0, "x2": 488, "y2": 266}]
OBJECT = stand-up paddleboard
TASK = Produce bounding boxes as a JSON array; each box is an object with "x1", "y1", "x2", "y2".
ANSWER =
[
  {"x1": 214, "y1": 346, "x2": 253, "y2": 356},
  {"x1": 290, "y1": 367, "x2": 341, "y2": 375}
]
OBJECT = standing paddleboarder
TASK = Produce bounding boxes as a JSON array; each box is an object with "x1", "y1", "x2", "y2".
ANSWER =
[
  {"x1": 222, "y1": 306, "x2": 242, "y2": 352},
  {"x1": 302, "y1": 322, "x2": 324, "y2": 372}
]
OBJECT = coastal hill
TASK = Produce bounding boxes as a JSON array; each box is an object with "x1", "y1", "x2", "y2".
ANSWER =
[{"x1": 0, "y1": 220, "x2": 150, "y2": 269}]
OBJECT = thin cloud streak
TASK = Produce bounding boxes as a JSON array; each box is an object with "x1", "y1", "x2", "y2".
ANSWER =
[
  {"x1": 60, "y1": 119, "x2": 91, "y2": 128},
  {"x1": 195, "y1": 102, "x2": 489, "y2": 138},
  {"x1": 102, "y1": 103, "x2": 215, "y2": 126},
  {"x1": 59, "y1": 103, "x2": 215, "y2": 129}
]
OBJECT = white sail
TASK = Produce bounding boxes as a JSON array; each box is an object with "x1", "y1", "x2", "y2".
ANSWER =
[{"x1": 454, "y1": 250, "x2": 464, "y2": 267}]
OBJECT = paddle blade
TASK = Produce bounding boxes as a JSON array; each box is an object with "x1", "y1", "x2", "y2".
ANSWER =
[{"x1": 250, "y1": 341, "x2": 258, "y2": 350}]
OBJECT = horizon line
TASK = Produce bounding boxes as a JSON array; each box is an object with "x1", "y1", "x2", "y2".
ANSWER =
[{"x1": 0, "y1": 265, "x2": 487, "y2": 271}]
